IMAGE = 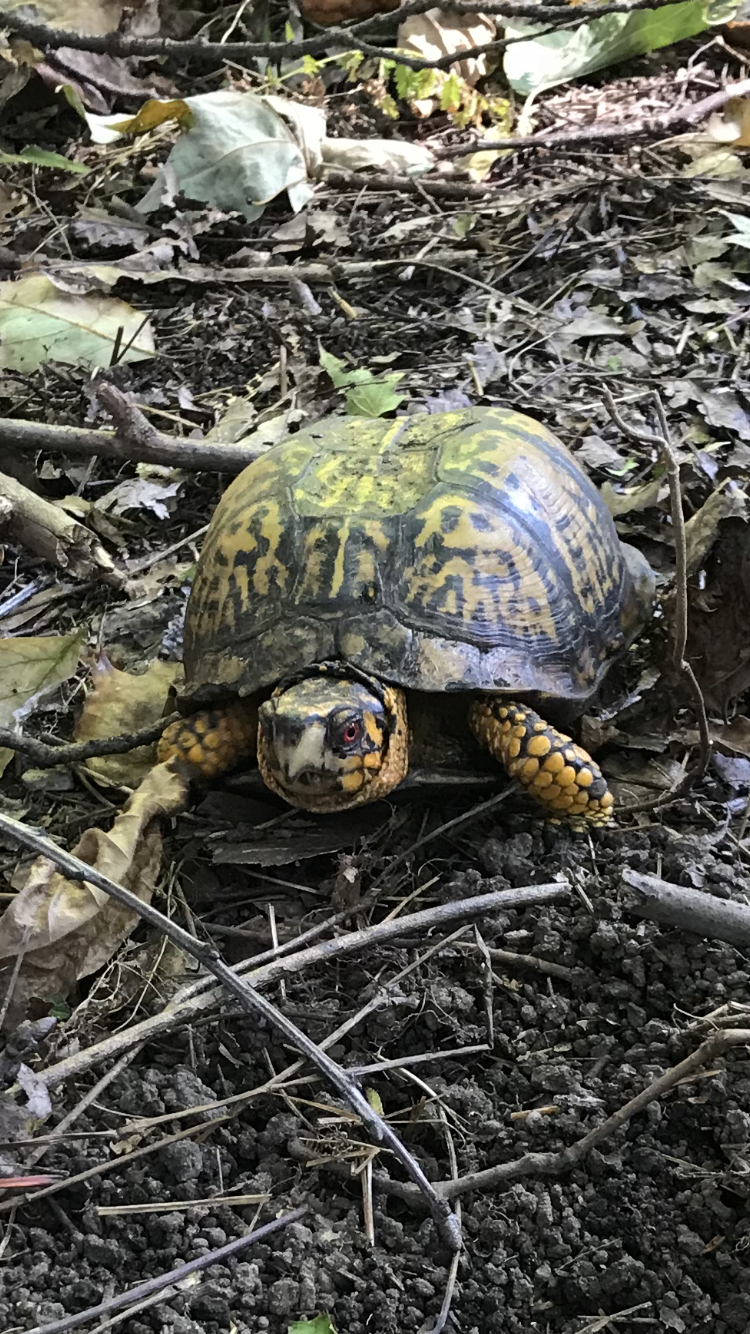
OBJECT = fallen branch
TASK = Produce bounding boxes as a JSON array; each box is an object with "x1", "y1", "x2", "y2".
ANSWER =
[
  {"x1": 621, "y1": 868, "x2": 750, "y2": 948},
  {"x1": 437, "y1": 77, "x2": 750, "y2": 157},
  {"x1": 371, "y1": 1027, "x2": 750, "y2": 1203},
  {"x1": 0, "y1": 469, "x2": 119, "y2": 582},
  {"x1": 0, "y1": 809, "x2": 461, "y2": 1251},
  {"x1": 0, "y1": 715, "x2": 179, "y2": 769},
  {"x1": 603, "y1": 387, "x2": 712, "y2": 812},
  {"x1": 20, "y1": 1206, "x2": 308, "y2": 1334},
  {"x1": 34, "y1": 881, "x2": 569, "y2": 1092},
  {"x1": 0, "y1": 415, "x2": 260, "y2": 475},
  {"x1": 2, "y1": 0, "x2": 683, "y2": 67}
]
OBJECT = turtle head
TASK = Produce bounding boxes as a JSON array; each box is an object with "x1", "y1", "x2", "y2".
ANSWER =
[{"x1": 257, "y1": 667, "x2": 408, "y2": 812}]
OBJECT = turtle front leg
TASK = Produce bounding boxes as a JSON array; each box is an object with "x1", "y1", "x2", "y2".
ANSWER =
[
  {"x1": 468, "y1": 699, "x2": 614, "y2": 824},
  {"x1": 157, "y1": 700, "x2": 258, "y2": 781}
]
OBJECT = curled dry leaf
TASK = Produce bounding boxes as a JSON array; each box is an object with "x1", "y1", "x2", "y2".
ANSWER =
[
  {"x1": 320, "y1": 138, "x2": 436, "y2": 176},
  {"x1": 0, "y1": 759, "x2": 189, "y2": 1024},
  {"x1": 75, "y1": 656, "x2": 184, "y2": 788}
]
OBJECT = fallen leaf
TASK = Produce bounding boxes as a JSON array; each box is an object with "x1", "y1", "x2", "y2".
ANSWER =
[
  {"x1": 135, "y1": 91, "x2": 317, "y2": 221},
  {"x1": 0, "y1": 273, "x2": 154, "y2": 370},
  {"x1": 96, "y1": 476, "x2": 184, "y2": 519},
  {"x1": 288, "y1": 1315, "x2": 339, "y2": 1334},
  {"x1": 397, "y1": 9, "x2": 497, "y2": 118},
  {"x1": 75, "y1": 657, "x2": 184, "y2": 788},
  {"x1": 0, "y1": 759, "x2": 189, "y2": 1024},
  {"x1": 320, "y1": 137, "x2": 436, "y2": 176},
  {"x1": 601, "y1": 475, "x2": 665, "y2": 516},
  {"x1": 504, "y1": 1, "x2": 723, "y2": 95},
  {"x1": 319, "y1": 348, "x2": 406, "y2": 417},
  {"x1": 0, "y1": 632, "x2": 84, "y2": 776},
  {"x1": 685, "y1": 481, "x2": 748, "y2": 576},
  {"x1": 0, "y1": 0, "x2": 128, "y2": 36},
  {"x1": 0, "y1": 146, "x2": 88, "y2": 173}
]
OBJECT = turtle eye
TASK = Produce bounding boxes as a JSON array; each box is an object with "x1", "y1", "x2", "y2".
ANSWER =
[{"x1": 340, "y1": 718, "x2": 362, "y2": 747}]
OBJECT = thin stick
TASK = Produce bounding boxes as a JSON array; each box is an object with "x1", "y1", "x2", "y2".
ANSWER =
[
  {"x1": 20, "y1": 1206, "x2": 308, "y2": 1334},
  {"x1": 377, "y1": 1028, "x2": 750, "y2": 1204},
  {"x1": 0, "y1": 716, "x2": 179, "y2": 769},
  {"x1": 33, "y1": 882, "x2": 569, "y2": 1094},
  {"x1": 0, "y1": 811, "x2": 461, "y2": 1250},
  {"x1": 603, "y1": 387, "x2": 712, "y2": 810}
]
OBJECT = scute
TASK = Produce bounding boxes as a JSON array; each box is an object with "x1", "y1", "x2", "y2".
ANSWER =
[{"x1": 182, "y1": 407, "x2": 639, "y2": 704}]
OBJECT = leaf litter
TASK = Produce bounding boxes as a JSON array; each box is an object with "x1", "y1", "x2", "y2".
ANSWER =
[{"x1": 0, "y1": 15, "x2": 750, "y2": 1334}]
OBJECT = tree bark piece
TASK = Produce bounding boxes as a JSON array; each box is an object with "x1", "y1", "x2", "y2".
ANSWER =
[
  {"x1": 0, "y1": 470, "x2": 119, "y2": 582},
  {"x1": 621, "y1": 868, "x2": 750, "y2": 947}
]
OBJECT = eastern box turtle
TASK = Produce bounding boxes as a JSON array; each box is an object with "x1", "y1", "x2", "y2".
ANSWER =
[{"x1": 159, "y1": 407, "x2": 654, "y2": 822}]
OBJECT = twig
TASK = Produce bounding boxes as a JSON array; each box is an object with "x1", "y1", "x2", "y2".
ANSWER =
[
  {"x1": 457, "y1": 941, "x2": 587, "y2": 983},
  {"x1": 0, "y1": 810, "x2": 461, "y2": 1251},
  {"x1": 20, "y1": 1206, "x2": 308, "y2": 1334},
  {"x1": 603, "y1": 387, "x2": 712, "y2": 810},
  {"x1": 621, "y1": 869, "x2": 750, "y2": 947},
  {"x1": 437, "y1": 78, "x2": 750, "y2": 157},
  {"x1": 0, "y1": 716, "x2": 179, "y2": 770},
  {"x1": 0, "y1": 416, "x2": 261, "y2": 475},
  {"x1": 0, "y1": 469, "x2": 118, "y2": 582},
  {"x1": 377, "y1": 1028, "x2": 750, "y2": 1203},
  {"x1": 34, "y1": 882, "x2": 570, "y2": 1093}
]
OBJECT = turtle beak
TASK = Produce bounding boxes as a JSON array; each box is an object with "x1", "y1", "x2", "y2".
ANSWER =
[{"x1": 279, "y1": 723, "x2": 328, "y2": 783}]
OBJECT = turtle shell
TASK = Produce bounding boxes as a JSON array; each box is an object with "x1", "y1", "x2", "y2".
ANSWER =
[{"x1": 182, "y1": 407, "x2": 641, "y2": 704}]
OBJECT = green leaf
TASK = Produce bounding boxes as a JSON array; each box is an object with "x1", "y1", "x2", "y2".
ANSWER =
[
  {"x1": 0, "y1": 273, "x2": 155, "y2": 371},
  {"x1": 440, "y1": 71, "x2": 463, "y2": 111},
  {"x1": 504, "y1": 0, "x2": 728, "y2": 95},
  {"x1": 344, "y1": 376, "x2": 405, "y2": 418},
  {"x1": 0, "y1": 147, "x2": 88, "y2": 174},
  {"x1": 366, "y1": 1087, "x2": 384, "y2": 1114},
  {"x1": 301, "y1": 54, "x2": 321, "y2": 76},
  {"x1": 319, "y1": 347, "x2": 352, "y2": 388},
  {"x1": 285, "y1": 19, "x2": 295, "y2": 40},
  {"x1": 288, "y1": 1315, "x2": 338, "y2": 1334}
]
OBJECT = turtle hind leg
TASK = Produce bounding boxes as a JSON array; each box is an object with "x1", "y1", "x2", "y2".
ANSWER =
[
  {"x1": 157, "y1": 700, "x2": 258, "y2": 781},
  {"x1": 468, "y1": 698, "x2": 614, "y2": 825}
]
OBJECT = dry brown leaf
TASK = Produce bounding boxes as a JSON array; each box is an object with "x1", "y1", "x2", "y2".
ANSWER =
[
  {"x1": 0, "y1": 759, "x2": 189, "y2": 1023},
  {"x1": 75, "y1": 656, "x2": 184, "y2": 788}
]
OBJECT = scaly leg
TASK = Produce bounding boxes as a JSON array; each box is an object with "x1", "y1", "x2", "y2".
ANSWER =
[
  {"x1": 468, "y1": 698, "x2": 613, "y2": 824},
  {"x1": 157, "y1": 700, "x2": 258, "y2": 781}
]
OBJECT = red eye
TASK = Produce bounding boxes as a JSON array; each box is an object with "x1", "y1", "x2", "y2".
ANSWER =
[{"x1": 342, "y1": 720, "x2": 361, "y2": 745}]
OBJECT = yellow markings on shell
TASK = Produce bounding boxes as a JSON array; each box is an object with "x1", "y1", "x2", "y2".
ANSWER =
[
  {"x1": 575, "y1": 769, "x2": 593, "y2": 788},
  {"x1": 330, "y1": 519, "x2": 350, "y2": 598}
]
